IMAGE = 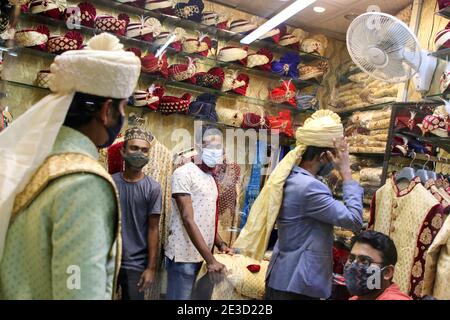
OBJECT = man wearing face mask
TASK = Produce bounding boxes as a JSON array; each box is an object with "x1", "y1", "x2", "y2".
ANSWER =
[
  {"x1": 251, "y1": 110, "x2": 364, "y2": 300},
  {"x1": 164, "y1": 125, "x2": 233, "y2": 300},
  {"x1": 112, "y1": 127, "x2": 162, "y2": 300},
  {"x1": 0, "y1": 33, "x2": 141, "y2": 299},
  {"x1": 346, "y1": 230, "x2": 411, "y2": 300}
]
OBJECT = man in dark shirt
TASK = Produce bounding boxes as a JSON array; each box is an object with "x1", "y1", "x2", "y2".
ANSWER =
[{"x1": 112, "y1": 127, "x2": 162, "y2": 300}]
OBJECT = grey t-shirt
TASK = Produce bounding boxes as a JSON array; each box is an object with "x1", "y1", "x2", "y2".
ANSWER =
[{"x1": 112, "y1": 173, "x2": 162, "y2": 271}]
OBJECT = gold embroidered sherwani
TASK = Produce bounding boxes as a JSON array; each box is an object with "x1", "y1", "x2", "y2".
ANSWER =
[
  {"x1": 0, "y1": 126, "x2": 121, "y2": 300},
  {"x1": 370, "y1": 177, "x2": 446, "y2": 299}
]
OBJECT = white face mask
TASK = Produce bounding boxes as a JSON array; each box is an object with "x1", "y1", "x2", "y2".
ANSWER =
[{"x1": 202, "y1": 148, "x2": 223, "y2": 168}]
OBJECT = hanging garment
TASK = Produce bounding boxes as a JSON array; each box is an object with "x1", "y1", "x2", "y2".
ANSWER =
[
  {"x1": 423, "y1": 210, "x2": 450, "y2": 300},
  {"x1": 240, "y1": 140, "x2": 266, "y2": 229},
  {"x1": 213, "y1": 162, "x2": 241, "y2": 245},
  {"x1": 425, "y1": 179, "x2": 450, "y2": 214},
  {"x1": 370, "y1": 176, "x2": 446, "y2": 299}
]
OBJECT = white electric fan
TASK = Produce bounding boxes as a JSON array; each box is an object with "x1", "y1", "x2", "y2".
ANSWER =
[{"x1": 346, "y1": 12, "x2": 437, "y2": 94}]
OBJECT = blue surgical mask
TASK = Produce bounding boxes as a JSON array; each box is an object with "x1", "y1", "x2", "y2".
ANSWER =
[
  {"x1": 99, "y1": 113, "x2": 124, "y2": 148},
  {"x1": 318, "y1": 161, "x2": 334, "y2": 177},
  {"x1": 202, "y1": 148, "x2": 223, "y2": 168}
]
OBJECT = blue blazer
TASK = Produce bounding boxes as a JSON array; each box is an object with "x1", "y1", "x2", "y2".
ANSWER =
[{"x1": 266, "y1": 166, "x2": 364, "y2": 299}]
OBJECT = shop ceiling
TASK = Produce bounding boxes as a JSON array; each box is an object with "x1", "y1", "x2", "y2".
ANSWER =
[{"x1": 210, "y1": 0, "x2": 414, "y2": 40}]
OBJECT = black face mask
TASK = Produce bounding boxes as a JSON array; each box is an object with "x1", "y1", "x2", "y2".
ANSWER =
[
  {"x1": 98, "y1": 113, "x2": 124, "y2": 148},
  {"x1": 344, "y1": 262, "x2": 386, "y2": 296},
  {"x1": 318, "y1": 161, "x2": 334, "y2": 177},
  {"x1": 123, "y1": 151, "x2": 149, "y2": 169}
]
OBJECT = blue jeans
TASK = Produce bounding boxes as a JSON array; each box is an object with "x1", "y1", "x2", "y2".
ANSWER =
[{"x1": 165, "y1": 257, "x2": 202, "y2": 300}]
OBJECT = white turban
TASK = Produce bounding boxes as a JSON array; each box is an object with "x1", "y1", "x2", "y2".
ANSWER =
[
  {"x1": 234, "y1": 110, "x2": 344, "y2": 260},
  {"x1": 0, "y1": 33, "x2": 141, "y2": 260}
]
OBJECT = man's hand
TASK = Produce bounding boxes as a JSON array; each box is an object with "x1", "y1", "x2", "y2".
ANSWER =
[
  {"x1": 327, "y1": 137, "x2": 352, "y2": 182},
  {"x1": 220, "y1": 246, "x2": 235, "y2": 255},
  {"x1": 207, "y1": 259, "x2": 227, "y2": 284},
  {"x1": 218, "y1": 242, "x2": 235, "y2": 255},
  {"x1": 137, "y1": 268, "x2": 156, "y2": 292}
]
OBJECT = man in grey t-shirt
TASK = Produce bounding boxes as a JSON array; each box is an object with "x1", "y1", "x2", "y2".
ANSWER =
[{"x1": 112, "y1": 127, "x2": 162, "y2": 300}]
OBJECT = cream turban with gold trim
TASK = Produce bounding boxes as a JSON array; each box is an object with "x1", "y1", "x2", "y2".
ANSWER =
[
  {"x1": 0, "y1": 33, "x2": 141, "y2": 261},
  {"x1": 233, "y1": 110, "x2": 343, "y2": 260}
]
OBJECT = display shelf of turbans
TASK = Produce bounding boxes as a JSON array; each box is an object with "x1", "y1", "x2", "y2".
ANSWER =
[
  {"x1": 15, "y1": 8, "x2": 324, "y2": 93},
  {"x1": 127, "y1": 103, "x2": 298, "y2": 145},
  {"x1": 7, "y1": 42, "x2": 313, "y2": 118},
  {"x1": 379, "y1": 101, "x2": 450, "y2": 185},
  {"x1": 329, "y1": 62, "x2": 400, "y2": 115},
  {"x1": 10, "y1": 7, "x2": 324, "y2": 115},
  {"x1": 5, "y1": 0, "x2": 327, "y2": 148},
  {"x1": 138, "y1": 71, "x2": 315, "y2": 115},
  {"x1": 87, "y1": 0, "x2": 329, "y2": 63}
]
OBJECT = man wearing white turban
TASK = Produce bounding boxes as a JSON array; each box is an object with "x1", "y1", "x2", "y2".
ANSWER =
[
  {"x1": 0, "y1": 33, "x2": 141, "y2": 299},
  {"x1": 233, "y1": 110, "x2": 364, "y2": 300}
]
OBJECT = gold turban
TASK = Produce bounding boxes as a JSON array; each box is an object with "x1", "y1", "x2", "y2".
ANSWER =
[{"x1": 233, "y1": 110, "x2": 343, "y2": 260}]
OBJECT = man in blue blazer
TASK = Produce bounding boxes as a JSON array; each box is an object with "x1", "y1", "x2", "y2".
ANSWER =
[{"x1": 265, "y1": 138, "x2": 364, "y2": 300}]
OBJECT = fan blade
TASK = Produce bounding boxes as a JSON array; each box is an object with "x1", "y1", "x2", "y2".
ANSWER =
[{"x1": 380, "y1": 58, "x2": 412, "y2": 81}]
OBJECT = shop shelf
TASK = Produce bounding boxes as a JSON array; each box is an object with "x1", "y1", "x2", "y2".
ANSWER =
[
  {"x1": 139, "y1": 72, "x2": 315, "y2": 115},
  {"x1": 424, "y1": 92, "x2": 450, "y2": 103},
  {"x1": 349, "y1": 151, "x2": 385, "y2": 156},
  {"x1": 430, "y1": 47, "x2": 450, "y2": 60},
  {"x1": 90, "y1": 0, "x2": 328, "y2": 63},
  {"x1": 436, "y1": 6, "x2": 450, "y2": 19},
  {"x1": 399, "y1": 131, "x2": 450, "y2": 153},
  {"x1": 391, "y1": 154, "x2": 448, "y2": 165},
  {"x1": 0, "y1": 78, "x2": 296, "y2": 145},
  {"x1": 0, "y1": 78, "x2": 50, "y2": 92},
  {"x1": 18, "y1": 12, "x2": 322, "y2": 89},
  {"x1": 10, "y1": 43, "x2": 315, "y2": 115},
  {"x1": 333, "y1": 100, "x2": 396, "y2": 117}
]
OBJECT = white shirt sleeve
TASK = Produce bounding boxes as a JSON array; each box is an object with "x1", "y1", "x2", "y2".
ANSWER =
[{"x1": 171, "y1": 166, "x2": 192, "y2": 195}]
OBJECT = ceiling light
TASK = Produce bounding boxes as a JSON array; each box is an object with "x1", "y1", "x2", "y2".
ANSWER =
[
  {"x1": 313, "y1": 6, "x2": 326, "y2": 13},
  {"x1": 240, "y1": 0, "x2": 317, "y2": 45}
]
